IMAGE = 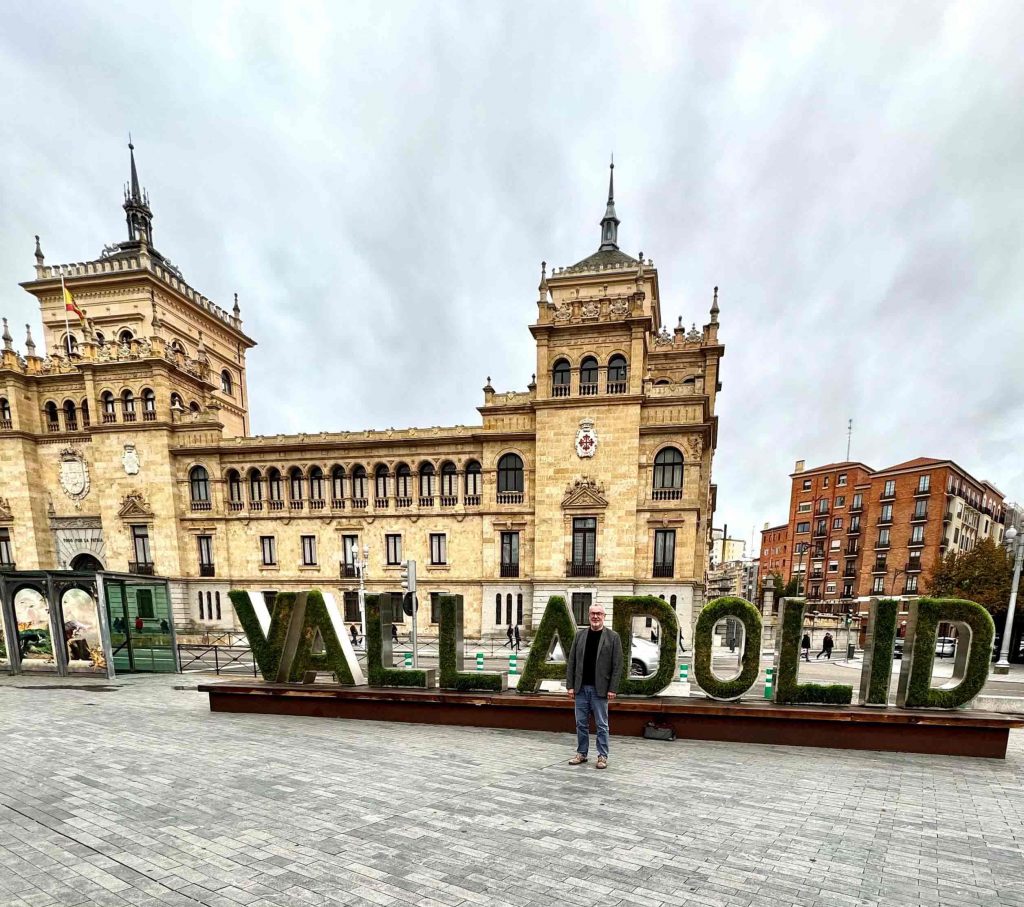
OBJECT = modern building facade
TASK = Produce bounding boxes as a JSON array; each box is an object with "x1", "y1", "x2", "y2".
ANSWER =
[{"x1": 0, "y1": 150, "x2": 723, "y2": 649}]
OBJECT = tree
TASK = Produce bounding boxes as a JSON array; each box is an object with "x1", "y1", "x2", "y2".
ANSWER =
[{"x1": 929, "y1": 537, "x2": 1014, "y2": 616}]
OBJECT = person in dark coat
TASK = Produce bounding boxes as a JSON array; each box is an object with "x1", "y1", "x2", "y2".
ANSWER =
[
  {"x1": 513, "y1": 624, "x2": 521, "y2": 651},
  {"x1": 801, "y1": 633, "x2": 811, "y2": 661},
  {"x1": 817, "y1": 632, "x2": 834, "y2": 660},
  {"x1": 391, "y1": 624, "x2": 399, "y2": 644},
  {"x1": 566, "y1": 604, "x2": 624, "y2": 770},
  {"x1": 504, "y1": 624, "x2": 514, "y2": 649}
]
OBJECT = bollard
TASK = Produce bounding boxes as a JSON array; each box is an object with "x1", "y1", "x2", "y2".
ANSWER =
[
  {"x1": 509, "y1": 653, "x2": 518, "y2": 675},
  {"x1": 476, "y1": 652, "x2": 484, "y2": 672},
  {"x1": 679, "y1": 663, "x2": 689, "y2": 683},
  {"x1": 764, "y1": 666, "x2": 774, "y2": 700},
  {"x1": 404, "y1": 652, "x2": 413, "y2": 668}
]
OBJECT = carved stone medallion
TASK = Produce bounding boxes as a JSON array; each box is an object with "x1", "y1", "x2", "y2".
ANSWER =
[
  {"x1": 575, "y1": 418, "x2": 598, "y2": 459},
  {"x1": 58, "y1": 448, "x2": 90, "y2": 502},
  {"x1": 122, "y1": 443, "x2": 141, "y2": 475}
]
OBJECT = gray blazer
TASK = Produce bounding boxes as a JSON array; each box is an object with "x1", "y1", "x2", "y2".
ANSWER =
[{"x1": 565, "y1": 626, "x2": 624, "y2": 698}]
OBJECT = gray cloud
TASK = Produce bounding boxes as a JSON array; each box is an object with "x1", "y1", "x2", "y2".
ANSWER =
[{"x1": 1, "y1": 0, "x2": 1021, "y2": 554}]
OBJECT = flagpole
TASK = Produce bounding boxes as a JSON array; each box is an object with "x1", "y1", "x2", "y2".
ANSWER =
[{"x1": 60, "y1": 270, "x2": 73, "y2": 356}]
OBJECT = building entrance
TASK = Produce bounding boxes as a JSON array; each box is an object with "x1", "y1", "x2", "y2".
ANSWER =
[{"x1": 104, "y1": 579, "x2": 176, "y2": 673}]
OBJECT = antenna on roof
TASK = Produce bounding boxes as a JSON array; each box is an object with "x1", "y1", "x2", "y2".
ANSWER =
[{"x1": 846, "y1": 418, "x2": 853, "y2": 461}]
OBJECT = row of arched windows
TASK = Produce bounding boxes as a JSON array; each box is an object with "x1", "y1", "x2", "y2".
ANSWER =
[
  {"x1": 41, "y1": 390, "x2": 202, "y2": 431},
  {"x1": 552, "y1": 354, "x2": 628, "y2": 397},
  {"x1": 188, "y1": 453, "x2": 528, "y2": 510}
]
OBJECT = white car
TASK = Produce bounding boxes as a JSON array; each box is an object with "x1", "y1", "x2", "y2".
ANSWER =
[{"x1": 548, "y1": 635, "x2": 661, "y2": 677}]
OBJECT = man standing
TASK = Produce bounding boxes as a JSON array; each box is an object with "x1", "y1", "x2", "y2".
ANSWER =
[{"x1": 566, "y1": 604, "x2": 623, "y2": 770}]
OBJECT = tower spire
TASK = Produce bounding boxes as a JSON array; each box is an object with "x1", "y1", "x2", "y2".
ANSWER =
[
  {"x1": 598, "y1": 155, "x2": 620, "y2": 252},
  {"x1": 123, "y1": 137, "x2": 154, "y2": 246},
  {"x1": 128, "y1": 135, "x2": 141, "y2": 201}
]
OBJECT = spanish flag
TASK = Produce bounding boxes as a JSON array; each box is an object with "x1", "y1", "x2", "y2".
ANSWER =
[{"x1": 63, "y1": 284, "x2": 84, "y2": 321}]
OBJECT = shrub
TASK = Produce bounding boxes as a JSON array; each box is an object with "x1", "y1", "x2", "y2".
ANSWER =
[
  {"x1": 366, "y1": 594, "x2": 432, "y2": 688},
  {"x1": 517, "y1": 596, "x2": 577, "y2": 694},
  {"x1": 229, "y1": 589, "x2": 297, "y2": 682},
  {"x1": 774, "y1": 598, "x2": 853, "y2": 706},
  {"x1": 438, "y1": 595, "x2": 506, "y2": 692},
  {"x1": 860, "y1": 599, "x2": 898, "y2": 706},
  {"x1": 899, "y1": 597, "x2": 994, "y2": 709},
  {"x1": 611, "y1": 596, "x2": 679, "y2": 696},
  {"x1": 287, "y1": 590, "x2": 356, "y2": 685},
  {"x1": 693, "y1": 596, "x2": 762, "y2": 701}
]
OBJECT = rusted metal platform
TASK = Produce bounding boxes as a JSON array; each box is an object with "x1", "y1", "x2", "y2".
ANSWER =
[{"x1": 198, "y1": 681, "x2": 1024, "y2": 759}]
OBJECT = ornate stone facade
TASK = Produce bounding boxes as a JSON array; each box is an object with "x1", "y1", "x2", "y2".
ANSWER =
[{"x1": 0, "y1": 155, "x2": 723, "y2": 638}]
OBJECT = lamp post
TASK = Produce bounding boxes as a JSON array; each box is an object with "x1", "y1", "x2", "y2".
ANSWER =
[
  {"x1": 795, "y1": 542, "x2": 810, "y2": 596},
  {"x1": 350, "y1": 541, "x2": 370, "y2": 643},
  {"x1": 994, "y1": 526, "x2": 1023, "y2": 675}
]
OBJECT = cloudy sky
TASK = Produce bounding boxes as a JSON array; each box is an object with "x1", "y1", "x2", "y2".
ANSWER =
[{"x1": 2, "y1": 1, "x2": 1022, "y2": 554}]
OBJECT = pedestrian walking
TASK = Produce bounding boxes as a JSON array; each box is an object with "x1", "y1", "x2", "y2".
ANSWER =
[
  {"x1": 566, "y1": 604, "x2": 623, "y2": 770},
  {"x1": 391, "y1": 624, "x2": 399, "y2": 644},
  {"x1": 801, "y1": 633, "x2": 811, "y2": 661},
  {"x1": 513, "y1": 624, "x2": 521, "y2": 651},
  {"x1": 350, "y1": 624, "x2": 359, "y2": 646},
  {"x1": 504, "y1": 624, "x2": 514, "y2": 649},
  {"x1": 678, "y1": 629, "x2": 686, "y2": 653},
  {"x1": 816, "y1": 632, "x2": 834, "y2": 660}
]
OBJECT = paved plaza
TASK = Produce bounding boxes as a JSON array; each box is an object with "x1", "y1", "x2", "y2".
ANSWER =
[{"x1": 2, "y1": 675, "x2": 1023, "y2": 907}]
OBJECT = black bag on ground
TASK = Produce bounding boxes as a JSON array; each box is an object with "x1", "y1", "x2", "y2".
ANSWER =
[{"x1": 642, "y1": 720, "x2": 676, "y2": 741}]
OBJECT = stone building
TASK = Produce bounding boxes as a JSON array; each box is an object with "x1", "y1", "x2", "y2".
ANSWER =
[{"x1": 0, "y1": 150, "x2": 723, "y2": 642}]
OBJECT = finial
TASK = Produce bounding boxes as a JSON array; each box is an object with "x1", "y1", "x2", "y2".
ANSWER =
[
  {"x1": 232, "y1": 292, "x2": 241, "y2": 316},
  {"x1": 677, "y1": 316, "x2": 683, "y2": 327},
  {"x1": 598, "y1": 157, "x2": 621, "y2": 252},
  {"x1": 25, "y1": 324, "x2": 35, "y2": 353},
  {"x1": 34, "y1": 235, "x2": 44, "y2": 264},
  {"x1": 710, "y1": 285, "x2": 720, "y2": 323},
  {"x1": 2, "y1": 318, "x2": 12, "y2": 350}
]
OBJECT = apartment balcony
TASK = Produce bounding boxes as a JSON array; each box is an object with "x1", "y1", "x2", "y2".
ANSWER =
[
  {"x1": 500, "y1": 563, "x2": 520, "y2": 578},
  {"x1": 810, "y1": 570, "x2": 823, "y2": 580},
  {"x1": 914, "y1": 486, "x2": 931, "y2": 497},
  {"x1": 849, "y1": 502, "x2": 864, "y2": 513},
  {"x1": 871, "y1": 563, "x2": 888, "y2": 574},
  {"x1": 843, "y1": 568, "x2": 857, "y2": 578},
  {"x1": 190, "y1": 501, "x2": 212, "y2": 512},
  {"x1": 880, "y1": 490, "x2": 896, "y2": 501},
  {"x1": 877, "y1": 516, "x2": 893, "y2": 526},
  {"x1": 129, "y1": 562, "x2": 155, "y2": 576},
  {"x1": 64, "y1": 419, "x2": 78, "y2": 432},
  {"x1": 910, "y1": 513, "x2": 927, "y2": 524},
  {"x1": 875, "y1": 540, "x2": 890, "y2": 549},
  {"x1": 579, "y1": 383, "x2": 599, "y2": 396},
  {"x1": 847, "y1": 524, "x2": 861, "y2": 535},
  {"x1": 340, "y1": 563, "x2": 358, "y2": 579},
  {"x1": 200, "y1": 564, "x2": 216, "y2": 577},
  {"x1": 0, "y1": 419, "x2": 11, "y2": 430},
  {"x1": 497, "y1": 492, "x2": 524, "y2": 505},
  {"x1": 943, "y1": 511, "x2": 952, "y2": 522},
  {"x1": 0, "y1": 561, "x2": 16, "y2": 571},
  {"x1": 905, "y1": 561, "x2": 923, "y2": 573},
  {"x1": 908, "y1": 536, "x2": 926, "y2": 548},
  {"x1": 653, "y1": 564, "x2": 674, "y2": 578},
  {"x1": 903, "y1": 585, "x2": 920, "y2": 595},
  {"x1": 46, "y1": 420, "x2": 60, "y2": 433},
  {"x1": 607, "y1": 381, "x2": 627, "y2": 394},
  {"x1": 813, "y1": 530, "x2": 827, "y2": 539},
  {"x1": 122, "y1": 411, "x2": 137, "y2": 423},
  {"x1": 102, "y1": 413, "x2": 117, "y2": 424},
  {"x1": 652, "y1": 488, "x2": 683, "y2": 501},
  {"x1": 567, "y1": 560, "x2": 600, "y2": 578}
]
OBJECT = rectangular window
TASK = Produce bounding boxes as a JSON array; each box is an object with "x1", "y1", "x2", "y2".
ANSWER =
[
  {"x1": 796, "y1": 522, "x2": 810, "y2": 534},
  {"x1": 0, "y1": 528, "x2": 12, "y2": 566},
  {"x1": 830, "y1": 539, "x2": 841, "y2": 550},
  {"x1": 429, "y1": 591, "x2": 446, "y2": 624},
  {"x1": 501, "y1": 532, "x2": 520, "y2": 567},
  {"x1": 385, "y1": 534, "x2": 402, "y2": 566},
  {"x1": 953, "y1": 527, "x2": 960, "y2": 543},
  {"x1": 430, "y1": 533, "x2": 447, "y2": 565},
  {"x1": 832, "y1": 518, "x2": 843, "y2": 530},
  {"x1": 571, "y1": 592, "x2": 592, "y2": 627},
  {"x1": 136, "y1": 588, "x2": 154, "y2": 619},
  {"x1": 877, "y1": 529, "x2": 890, "y2": 547},
  {"x1": 260, "y1": 536, "x2": 277, "y2": 566},
  {"x1": 843, "y1": 583, "x2": 854, "y2": 597},
  {"x1": 815, "y1": 519, "x2": 827, "y2": 534},
  {"x1": 572, "y1": 517, "x2": 597, "y2": 565},
  {"x1": 653, "y1": 530, "x2": 675, "y2": 576},
  {"x1": 906, "y1": 575, "x2": 919, "y2": 593},
  {"x1": 880, "y1": 503, "x2": 893, "y2": 522},
  {"x1": 852, "y1": 494, "x2": 863, "y2": 510},
  {"x1": 823, "y1": 477, "x2": 830, "y2": 488},
  {"x1": 914, "y1": 500, "x2": 928, "y2": 519},
  {"x1": 910, "y1": 525, "x2": 924, "y2": 543},
  {"x1": 197, "y1": 535, "x2": 213, "y2": 567},
  {"x1": 871, "y1": 576, "x2": 885, "y2": 594},
  {"x1": 917, "y1": 475, "x2": 930, "y2": 493},
  {"x1": 882, "y1": 480, "x2": 896, "y2": 498},
  {"x1": 343, "y1": 590, "x2": 360, "y2": 623},
  {"x1": 797, "y1": 502, "x2": 811, "y2": 513},
  {"x1": 342, "y1": 534, "x2": 358, "y2": 565},
  {"x1": 849, "y1": 516, "x2": 861, "y2": 532},
  {"x1": 301, "y1": 535, "x2": 317, "y2": 566},
  {"x1": 817, "y1": 499, "x2": 829, "y2": 513},
  {"x1": 828, "y1": 560, "x2": 838, "y2": 573},
  {"x1": 802, "y1": 479, "x2": 812, "y2": 491},
  {"x1": 826, "y1": 583, "x2": 836, "y2": 594},
  {"x1": 835, "y1": 496, "x2": 845, "y2": 508},
  {"x1": 131, "y1": 525, "x2": 151, "y2": 565},
  {"x1": 838, "y1": 474, "x2": 847, "y2": 486}
]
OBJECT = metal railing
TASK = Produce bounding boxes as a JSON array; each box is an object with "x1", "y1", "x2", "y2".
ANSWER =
[{"x1": 567, "y1": 560, "x2": 599, "y2": 578}]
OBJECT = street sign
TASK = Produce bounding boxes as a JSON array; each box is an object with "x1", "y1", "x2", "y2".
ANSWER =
[{"x1": 402, "y1": 592, "x2": 418, "y2": 617}]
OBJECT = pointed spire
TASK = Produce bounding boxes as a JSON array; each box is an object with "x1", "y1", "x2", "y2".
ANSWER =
[
  {"x1": 537, "y1": 261, "x2": 548, "y2": 303},
  {"x1": 128, "y1": 135, "x2": 141, "y2": 201},
  {"x1": 124, "y1": 137, "x2": 154, "y2": 245},
  {"x1": 24, "y1": 324, "x2": 35, "y2": 354},
  {"x1": 710, "y1": 285, "x2": 720, "y2": 324},
  {"x1": 2, "y1": 318, "x2": 12, "y2": 350},
  {"x1": 598, "y1": 155, "x2": 620, "y2": 252},
  {"x1": 232, "y1": 292, "x2": 241, "y2": 317},
  {"x1": 34, "y1": 235, "x2": 44, "y2": 265},
  {"x1": 196, "y1": 330, "x2": 208, "y2": 364}
]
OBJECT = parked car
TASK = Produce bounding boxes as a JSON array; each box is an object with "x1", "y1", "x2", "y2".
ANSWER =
[
  {"x1": 894, "y1": 636, "x2": 958, "y2": 660},
  {"x1": 548, "y1": 635, "x2": 661, "y2": 677}
]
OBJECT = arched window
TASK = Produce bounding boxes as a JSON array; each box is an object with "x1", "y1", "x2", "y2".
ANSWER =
[
  {"x1": 309, "y1": 466, "x2": 325, "y2": 506},
  {"x1": 654, "y1": 378, "x2": 670, "y2": 386},
  {"x1": 440, "y1": 461, "x2": 457, "y2": 500},
  {"x1": 517, "y1": 593, "x2": 523, "y2": 625},
  {"x1": 226, "y1": 470, "x2": 243, "y2": 508},
  {"x1": 142, "y1": 388, "x2": 156, "y2": 420},
  {"x1": 94, "y1": 331, "x2": 105, "y2": 346},
  {"x1": 170, "y1": 340, "x2": 185, "y2": 356},
  {"x1": 288, "y1": 467, "x2": 304, "y2": 503},
  {"x1": 121, "y1": 390, "x2": 136, "y2": 422},
  {"x1": 653, "y1": 447, "x2": 684, "y2": 498},
  {"x1": 63, "y1": 400, "x2": 78, "y2": 431},
  {"x1": 579, "y1": 356, "x2": 599, "y2": 395},
  {"x1": 670, "y1": 594, "x2": 677, "y2": 609},
  {"x1": 44, "y1": 401, "x2": 59, "y2": 431},
  {"x1": 331, "y1": 466, "x2": 345, "y2": 503},
  {"x1": 170, "y1": 392, "x2": 183, "y2": 410},
  {"x1": 80, "y1": 399, "x2": 90, "y2": 428},
  {"x1": 506, "y1": 593, "x2": 513, "y2": 625},
  {"x1": 374, "y1": 464, "x2": 389, "y2": 502},
  {"x1": 189, "y1": 466, "x2": 210, "y2": 506},
  {"x1": 465, "y1": 460, "x2": 482, "y2": 501},
  {"x1": 61, "y1": 334, "x2": 78, "y2": 356},
  {"x1": 118, "y1": 329, "x2": 134, "y2": 345},
  {"x1": 497, "y1": 453, "x2": 524, "y2": 496},
  {"x1": 248, "y1": 469, "x2": 263, "y2": 506},
  {"x1": 419, "y1": 462, "x2": 436, "y2": 501},
  {"x1": 0, "y1": 397, "x2": 11, "y2": 427},
  {"x1": 351, "y1": 465, "x2": 367, "y2": 502},
  {"x1": 267, "y1": 468, "x2": 283, "y2": 507},
  {"x1": 552, "y1": 358, "x2": 571, "y2": 397},
  {"x1": 395, "y1": 463, "x2": 412, "y2": 500},
  {"x1": 101, "y1": 391, "x2": 116, "y2": 422},
  {"x1": 189, "y1": 401, "x2": 201, "y2": 413},
  {"x1": 607, "y1": 354, "x2": 628, "y2": 393},
  {"x1": 220, "y1": 370, "x2": 233, "y2": 395},
  {"x1": 495, "y1": 593, "x2": 502, "y2": 625}
]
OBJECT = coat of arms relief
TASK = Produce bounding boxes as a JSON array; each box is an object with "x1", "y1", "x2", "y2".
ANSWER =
[
  {"x1": 58, "y1": 448, "x2": 90, "y2": 503},
  {"x1": 575, "y1": 418, "x2": 598, "y2": 458}
]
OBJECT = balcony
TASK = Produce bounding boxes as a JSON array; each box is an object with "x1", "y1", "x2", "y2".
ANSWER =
[
  {"x1": 0, "y1": 419, "x2": 11, "y2": 430},
  {"x1": 200, "y1": 564, "x2": 216, "y2": 577},
  {"x1": 903, "y1": 585, "x2": 920, "y2": 595},
  {"x1": 309, "y1": 499, "x2": 326, "y2": 511},
  {"x1": 943, "y1": 511, "x2": 952, "y2": 522},
  {"x1": 46, "y1": 420, "x2": 60, "y2": 433},
  {"x1": 653, "y1": 564, "x2": 674, "y2": 578},
  {"x1": 880, "y1": 490, "x2": 896, "y2": 501},
  {"x1": 0, "y1": 561, "x2": 16, "y2": 571},
  {"x1": 652, "y1": 488, "x2": 683, "y2": 501},
  {"x1": 190, "y1": 501, "x2": 212, "y2": 512},
  {"x1": 813, "y1": 529, "x2": 827, "y2": 538},
  {"x1": 374, "y1": 498, "x2": 389, "y2": 509},
  {"x1": 843, "y1": 568, "x2": 857, "y2": 578},
  {"x1": 871, "y1": 563, "x2": 887, "y2": 574},
  {"x1": 419, "y1": 497, "x2": 434, "y2": 508},
  {"x1": 250, "y1": 500, "x2": 264, "y2": 511},
  {"x1": 845, "y1": 545, "x2": 859, "y2": 556},
  {"x1": 875, "y1": 539, "x2": 890, "y2": 549},
  {"x1": 877, "y1": 515, "x2": 893, "y2": 526},
  {"x1": 64, "y1": 419, "x2": 78, "y2": 432},
  {"x1": 607, "y1": 381, "x2": 627, "y2": 394},
  {"x1": 908, "y1": 536, "x2": 925, "y2": 548},
  {"x1": 440, "y1": 495, "x2": 457, "y2": 508},
  {"x1": 143, "y1": 410, "x2": 157, "y2": 422},
  {"x1": 552, "y1": 384, "x2": 570, "y2": 397},
  {"x1": 914, "y1": 486, "x2": 931, "y2": 497},
  {"x1": 910, "y1": 511, "x2": 928, "y2": 523},
  {"x1": 129, "y1": 562, "x2": 155, "y2": 576},
  {"x1": 905, "y1": 561, "x2": 922, "y2": 572},
  {"x1": 289, "y1": 500, "x2": 304, "y2": 511},
  {"x1": 497, "y1": 492, "x2": 524, "y2": 505},
  {"x1": 847, "y1": 523, "x2": 861, "y2": 535},
  {"x1": 340, "y1": 563, "x2": 358, "y2": 579},
  {"x1": 102, "y1": 413, "x2": 117, "y2": 424},
  {"x1": 579, "y1": 383, "x2": 598, "y2": 396},
  {"x1": 500, "y1": 562, "x2": 520, "y2": 578},
  {"x1": 330, "y1": 498, "x2": 345, "y2": 510},
  {"x1": 269, "y1": 499, "x2": 284, "y2": 511},
  {"x1": 849, "y1": 502, "x2": 863, "y2": 513},
  {"x1": 567, "y1": 560, "x2": 600, "y2": 578},
  {"x1": 351, "y1": 498, "x2": 368, "y2": 510},
  {"x1": 228, "y1": 501, "x2": 244, "y2": 512},
  {"x1": 810, "y1": 570, "x2": 823, "y2": 580},
  {"x1": 465, "y1": 494, "x2": 480, "y2": 506},
  {"x1": 122, "y1": 411, "x2": 137, "y2": 423},
  {"x1": 396, "y1": 496, "x2": 412, "y2": 508}
]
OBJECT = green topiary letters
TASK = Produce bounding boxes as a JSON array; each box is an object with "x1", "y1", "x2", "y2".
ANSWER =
[
  {"x1": 517, "y1": 596, "x2": 577, "y2": 694},
  {"x1": 693, "y1": 596, "x2": 762, "y2": 701},
  {"x1": 611, "y1": 596, "x2": 679, "y2": 696}
]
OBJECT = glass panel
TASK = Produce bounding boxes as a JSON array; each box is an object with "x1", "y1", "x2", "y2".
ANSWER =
[
  {"x1": 14, "y1": 587, "x2": 56, "y2": 669},
  {"x1": 59, "y1": 587, "x2": 105, "y2": 673}
]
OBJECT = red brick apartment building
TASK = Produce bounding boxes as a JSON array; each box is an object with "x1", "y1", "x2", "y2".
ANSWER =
[{"x1": 760, "y1": 457, "x2": 1006, "y2": 616}]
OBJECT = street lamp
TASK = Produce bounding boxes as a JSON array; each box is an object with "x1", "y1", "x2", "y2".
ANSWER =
[
  {"x1": 350, "y1": 541, "x2": 370, "y2": 643},
  {"x1": 994, "y1": 526, "x2": 1023, "y2": 674},
  {"x1": 795, "y1": 542, "x2": 811, "y2": 596}
]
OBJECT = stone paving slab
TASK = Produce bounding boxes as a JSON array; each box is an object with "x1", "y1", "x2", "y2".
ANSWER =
[{"x1": 1, "y1": 675, "x2": 1023, "y2": 907}]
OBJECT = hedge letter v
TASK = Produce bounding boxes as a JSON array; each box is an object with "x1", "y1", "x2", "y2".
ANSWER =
[{"x1": 228, "y1": 590, "x2": 300, "y2": 682}]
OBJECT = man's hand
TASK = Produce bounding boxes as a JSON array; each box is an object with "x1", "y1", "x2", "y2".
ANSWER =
[
  {"x1": 608, "y1": 692, "x2": 617, "y2": 700},
  {"x1": 567, "y1": 688, "x2": 574, "y2": 700}
]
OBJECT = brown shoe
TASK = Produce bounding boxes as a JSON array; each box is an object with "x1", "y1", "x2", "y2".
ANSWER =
[
  {"x1": 568, "y1": 753, "x2": 588, "y2": 765},
  {"x1": 596, "y1": 755, "x2": 608, "y2": 770}
]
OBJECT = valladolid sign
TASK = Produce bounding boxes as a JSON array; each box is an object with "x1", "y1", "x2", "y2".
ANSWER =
[{"x1": 229, "y1": 590, "x2": 995, "y2": 710}]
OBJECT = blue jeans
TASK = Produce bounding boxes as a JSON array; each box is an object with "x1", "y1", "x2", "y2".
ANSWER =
[{"x1": 574, "y1": 685, "x2": 610, "y2": 758}]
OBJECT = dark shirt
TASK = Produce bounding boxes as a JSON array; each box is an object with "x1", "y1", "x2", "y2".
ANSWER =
[{"x1": 581, "y1": 629, "x2": 602, "y2": 687}]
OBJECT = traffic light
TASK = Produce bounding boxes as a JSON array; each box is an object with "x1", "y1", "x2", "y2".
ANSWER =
[{"x1": 400, "y1": 560, "x2": 417, "y2": 616}]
